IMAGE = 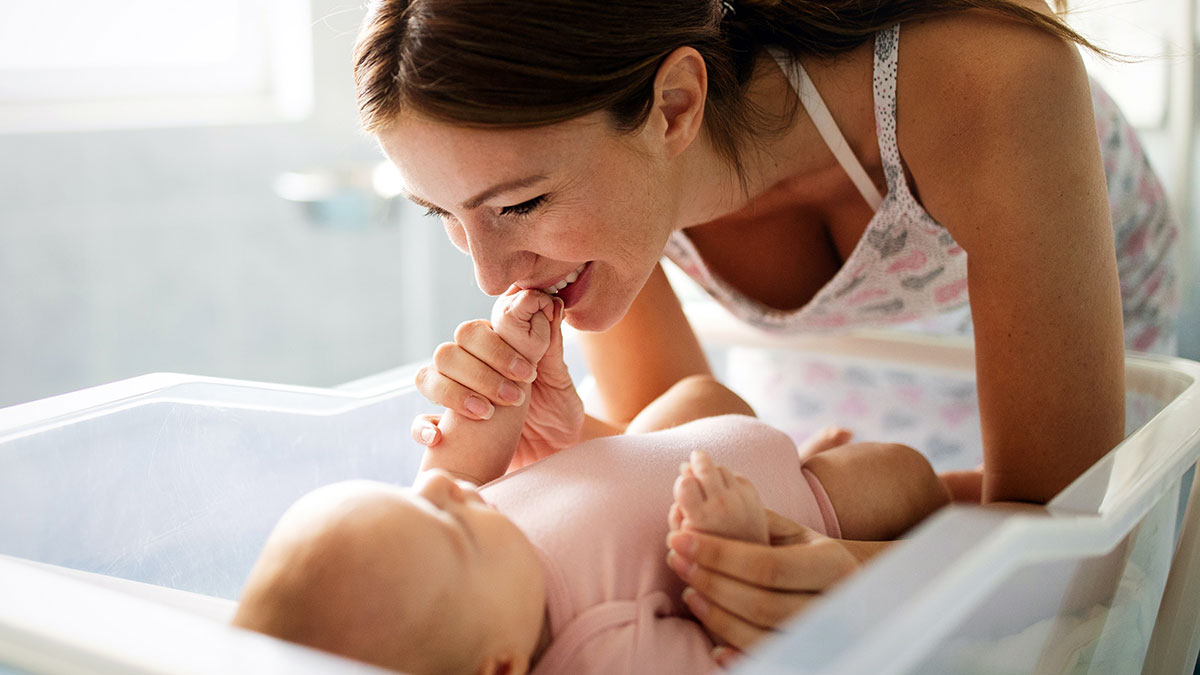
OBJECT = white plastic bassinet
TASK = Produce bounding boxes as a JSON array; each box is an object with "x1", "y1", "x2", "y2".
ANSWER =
[{"x1": 0, "y1": 318, "x2": 1196, "y2": 674}]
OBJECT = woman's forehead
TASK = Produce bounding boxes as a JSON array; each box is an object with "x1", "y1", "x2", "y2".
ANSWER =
[{"x1": 379, "y1": 113, "x2": 613, "y2": 205}]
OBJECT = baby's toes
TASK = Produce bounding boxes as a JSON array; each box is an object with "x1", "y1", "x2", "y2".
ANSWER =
[
  {"x1": 668, "y1": 502, "x2": 684, "y2": 531},
  {"x1": 730, "y1": 473, "x2": 764, "y2": 509},
  {"x1": 689, "y1": 450, "x2": 727, "y2": 491},
  {"x1": 673, "y1": 473, "x2": 707, "y2": 521}
]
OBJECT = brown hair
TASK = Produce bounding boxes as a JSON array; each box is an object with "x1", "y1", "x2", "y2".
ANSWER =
[{"x1": 354, "y1": 0, "x2": 1098, "y2": 177}]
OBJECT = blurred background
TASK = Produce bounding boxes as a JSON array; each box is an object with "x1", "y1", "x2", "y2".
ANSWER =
[{"x1": 0, "y1": 0, "x2": 1196, "y2": 408}]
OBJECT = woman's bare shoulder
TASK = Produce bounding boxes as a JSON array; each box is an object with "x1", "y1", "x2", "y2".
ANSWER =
[
  {"x1": 894, "y1": 3, "x2": 1098, "y2": 246},
  {"x1": 897, "y1": 3, "x2": 1088, "y2": 124}
]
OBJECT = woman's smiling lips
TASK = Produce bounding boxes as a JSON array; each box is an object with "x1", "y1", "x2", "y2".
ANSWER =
[{"x1": 521, "y1": 262, "x2": 589, "y2": 295}]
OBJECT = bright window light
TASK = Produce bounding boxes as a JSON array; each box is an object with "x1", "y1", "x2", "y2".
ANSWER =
[
  {"x1": 1066, "y1": 0, "x2": 1174, "y2": 129},
  {"x1": 0, "y1": 0, "x2": 312, "y2": 133}
]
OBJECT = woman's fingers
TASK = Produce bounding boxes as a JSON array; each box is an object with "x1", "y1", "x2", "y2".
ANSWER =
[
  {"x1": 415, "y1": 359, "x2": 498, "y2": 420},
  {"x1": 422, "y1": 334, "x2": 531, "y2": 412},
  {"x1": 411, "y1": 414, "x2": 442, "y2": 447},
  {"x1": 454, "y1": 319, "x2": 538, "y2": 383},
  {"x1": 710, "y1": 645, "x2": 743, "y2": 669},
  {"x1": 765, "y1": 508, "x2": 812, "y2": 546},
  {"x1": 681, "y1": 585, "x2": 783, "y2": 652},
  {"x1": 669, "y1": 551, "x2": 814, "y2": 629},
  {"x1": 667, "y1": 528, "x2": 855, "y2": 592}
]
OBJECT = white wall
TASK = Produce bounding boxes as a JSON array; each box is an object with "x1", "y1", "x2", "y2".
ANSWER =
[
  {"x1": 0, "y1": 1, "x2": 1195, "y2": 410},
  {"x1": 0, "y1": 1, "x2": 492, "y2": 408}
]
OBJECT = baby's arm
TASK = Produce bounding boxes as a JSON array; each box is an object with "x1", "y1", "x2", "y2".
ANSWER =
[{"x1": 419, "y1": 291, "x2": 557, "y2": 485}]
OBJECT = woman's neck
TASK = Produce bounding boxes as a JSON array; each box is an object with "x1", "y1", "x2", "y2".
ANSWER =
[{"x1": 674, "y1": 53, "x2": 829, "y2": 229}]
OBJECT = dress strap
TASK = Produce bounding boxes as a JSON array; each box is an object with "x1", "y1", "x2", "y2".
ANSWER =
[
  {"x1": 769, "y1": 47, "x2": 884, "y2": 211},
  {"x1": 872, "y1": 24, "x2": 908, "y2": 195}
]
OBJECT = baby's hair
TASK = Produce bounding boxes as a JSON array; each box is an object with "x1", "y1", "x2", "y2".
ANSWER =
[{"x1": 232, "y1": 485, "x2": 485, "y2": 675}]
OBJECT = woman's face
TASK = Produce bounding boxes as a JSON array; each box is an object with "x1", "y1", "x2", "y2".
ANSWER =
[{"x1": 378, "y1": 112, "x2": 683, "y2": 331}]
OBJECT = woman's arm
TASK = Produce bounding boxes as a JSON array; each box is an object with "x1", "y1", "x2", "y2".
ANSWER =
[
  {"x1": 578, "y1": 263, "x2": 713, "y2": 426},
  {"x1": 668, "y1": 7, "x2": 1130, "y2": 648},
  {"x1": 899, "y1": 8, "x2": 1125, "y2": 503}
]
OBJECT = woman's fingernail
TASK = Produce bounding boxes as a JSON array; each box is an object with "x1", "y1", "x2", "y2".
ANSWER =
[
  {"x1": 498, "y1": 381, "x2": 525, "y2": 405},
  {"x1": 419, "y1": 427, "x2": 436, "y2": 444},
  {"x1": 465, "y1": 396, "x2": 493, "y2": 420},
  {"x1": 711, "y1": 646, "x2": 733, "y2": 664},
  {"x1": 668, "y1": 532, "x2": 697, "y2": 557},
  {"x1": 666, "y1": 551, "x2": 695, "y2": 580},
  {"x1": 682, "y1": 587, "x2": 707, "y2": 615},
  {"x1": 510, "y1": 358, "x2": 536, "y2": 382}
]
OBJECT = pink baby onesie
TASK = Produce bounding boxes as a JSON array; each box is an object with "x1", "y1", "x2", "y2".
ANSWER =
[{"x1": 479, "y1": 414, "x2": 840, "y2": 675}]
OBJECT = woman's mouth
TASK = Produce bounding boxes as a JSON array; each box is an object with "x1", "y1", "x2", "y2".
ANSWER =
[
  {"x1": 545, "y1": 262, "x2": 592, "y2": 309},
  {"x1": 542, "y1": 262, "x2": 586, "y2": 295}
]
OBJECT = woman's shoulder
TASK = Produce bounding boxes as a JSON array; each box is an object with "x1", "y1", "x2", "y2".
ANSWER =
[
  {"x1": 897, "y1": 2, "x2": 1088, "y2": 122},
  {"x1": 892, "y1": 3, "x2": 1099, "y2": 247}
]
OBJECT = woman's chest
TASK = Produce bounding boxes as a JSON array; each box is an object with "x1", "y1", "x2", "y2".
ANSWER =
[{"x1": 682, "y1": 168, "x2": 878, "y2": 312}]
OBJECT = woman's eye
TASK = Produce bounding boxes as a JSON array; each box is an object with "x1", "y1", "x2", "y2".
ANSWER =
[
  {"x1": 499, "y1": 195, "x2": 546, "y2": 218},
  {"x1": 424, "y1": 206, "x2": 447, "y2": 219}
]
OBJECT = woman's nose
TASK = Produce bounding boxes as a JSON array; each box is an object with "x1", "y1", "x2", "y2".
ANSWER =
[{"x1": 467, "y1": 237, "x2": 535, "y2": 296}]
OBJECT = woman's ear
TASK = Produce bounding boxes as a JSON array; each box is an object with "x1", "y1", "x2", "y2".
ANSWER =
[{"x1": 646, "y1": 46, "x2": 708, "y2": 160}]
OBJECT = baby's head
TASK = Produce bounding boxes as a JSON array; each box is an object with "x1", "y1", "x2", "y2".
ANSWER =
[{"x1": 233, "y1": 473, "x2": 546, "y2": 675}]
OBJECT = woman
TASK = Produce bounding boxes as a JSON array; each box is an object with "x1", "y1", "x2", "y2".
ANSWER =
[{"x1": 353, "y1": 0, "x2": 1179, "y2": 655}]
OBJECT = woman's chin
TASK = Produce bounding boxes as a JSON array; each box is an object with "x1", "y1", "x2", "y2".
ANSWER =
[{"x1": 563, "y1": 304, "x2": 620, "y2": 333}]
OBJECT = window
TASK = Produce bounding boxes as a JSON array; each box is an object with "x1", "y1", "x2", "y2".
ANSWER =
[
  {"x1": 0, "y1": 0, "x2": 312, "y2": 133},
  {"x1": 1067, "y1": 0, "x2": 1176, "y2": 129}
]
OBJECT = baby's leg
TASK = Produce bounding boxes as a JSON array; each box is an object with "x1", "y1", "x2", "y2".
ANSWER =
[
  {"x1": 625, "y1": 374, "x2": 754, "y2": 434},
  {"x1": 672, "y1": 450, "x2": 770, "y2": 544},
  {"x1": 802, "y1": 443, "x2": 952, "y2": 541}
]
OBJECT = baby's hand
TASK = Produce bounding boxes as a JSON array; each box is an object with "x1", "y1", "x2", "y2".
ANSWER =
[
  {"x1": 490, "y1": 290, "x2": 556, "y2": 365},
  {"x1": 671, "y1": 450, "x2": 769, "y2": 544}
]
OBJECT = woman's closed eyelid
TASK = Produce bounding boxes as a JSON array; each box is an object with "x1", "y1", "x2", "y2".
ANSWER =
[{"x1": 498, "y1": 194, "x2": 546, "y2": 218}]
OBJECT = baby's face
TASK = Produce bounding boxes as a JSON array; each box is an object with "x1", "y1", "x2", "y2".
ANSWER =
[
  {"x1": 234, "y1": 474, "x2": 546, "y2": 674},
  {"x1": 411, "y1": 470, "x2": 547, "y2": 614},
  {"x1": 392, "y1": 472, "x2": 548, "y2": 669}
]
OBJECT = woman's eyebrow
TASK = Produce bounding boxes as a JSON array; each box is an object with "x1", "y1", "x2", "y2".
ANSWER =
[{"x1": 403, "y1": 174, "x2": 548, "y2": 212}]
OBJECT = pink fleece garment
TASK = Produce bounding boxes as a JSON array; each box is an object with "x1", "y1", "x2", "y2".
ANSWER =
[{"x1": 479, "y1": 414, "x2": 840, "y2": 675}]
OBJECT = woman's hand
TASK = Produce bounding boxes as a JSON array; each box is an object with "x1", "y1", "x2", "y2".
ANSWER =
[
  {"x1": 665, "y1": 509, "x2": 878, "y2": 651},
  {"x1": 411, "y1": 293, "x2": 583, "y2": 468}
]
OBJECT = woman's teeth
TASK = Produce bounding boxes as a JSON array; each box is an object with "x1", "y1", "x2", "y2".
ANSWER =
[{"x1": 544, "y1": 263, "x2": 586, "y2": 295}]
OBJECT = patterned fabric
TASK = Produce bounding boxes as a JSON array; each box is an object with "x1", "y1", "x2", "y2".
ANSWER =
[
  {"x1": 664, "y1": 23, "x2": 1181, "y2": 355},
  {"x1": 1095, "y1": 85, "x2": 1181, "y2": 355},
  {"x1": 722, "y1": 346, "x2": 1167, "y2": 474}
]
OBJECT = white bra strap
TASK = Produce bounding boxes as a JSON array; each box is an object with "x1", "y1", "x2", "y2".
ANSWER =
[{"x1": 769, "y1": 48, "x2": 885, "y2": 211}]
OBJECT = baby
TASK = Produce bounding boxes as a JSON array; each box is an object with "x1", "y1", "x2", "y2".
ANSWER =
[{"x1": 232, "y1": 290, "x2": 951, "y2": 674}]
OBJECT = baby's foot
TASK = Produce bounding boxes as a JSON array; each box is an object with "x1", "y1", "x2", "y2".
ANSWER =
[
  {"x1": 672, "y1": 450, "x2": 769, "y2": 544},
  {"x1": 491, "y1": 290, "x2": 556, "y2": 365}
]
